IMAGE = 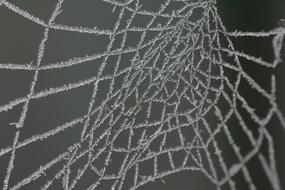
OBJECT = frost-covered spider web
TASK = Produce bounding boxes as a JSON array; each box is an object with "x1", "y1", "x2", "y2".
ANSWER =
[{"x1": 0, "y1": 0, "x2": 285, "y2": 189}]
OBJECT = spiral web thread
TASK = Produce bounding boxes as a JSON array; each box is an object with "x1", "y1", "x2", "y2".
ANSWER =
[{"x1": 0, "y1": 0, "x2": 285, "y2": 189}]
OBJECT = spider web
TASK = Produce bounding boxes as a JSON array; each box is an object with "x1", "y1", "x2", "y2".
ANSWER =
[{"x1": 0, "y1": 0, "x2": 284, "y2": 189}]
